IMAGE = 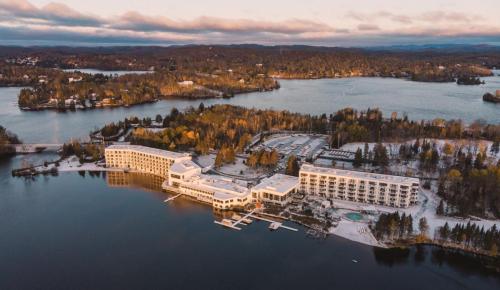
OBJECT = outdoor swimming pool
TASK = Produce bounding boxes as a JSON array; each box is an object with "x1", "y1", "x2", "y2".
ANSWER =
[{"x1": 345, "y1": 212, "x2": 363, "y2": 221}]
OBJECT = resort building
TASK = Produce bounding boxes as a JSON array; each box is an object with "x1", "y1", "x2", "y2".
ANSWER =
[
  {"x1": 252, "y1": 174, "x2": 299, "y2": 206},
  {"x1": 299, "y1": 164, "x2": 419, "y2": 208},
  {"x1": 166, "y1": 172, "x2": 252, "y2": 210},
  {"x1": 167, "y1": 159, "x2": 203, "y2": 187},
  {"x1": 104, "y1": 145, "x2": 191, "y2": 178}
]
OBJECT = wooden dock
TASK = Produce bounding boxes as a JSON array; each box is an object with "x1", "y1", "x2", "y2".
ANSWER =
[
  {"x1": 164, "y1": 193, "x2": 182, "y2": 203},
  {"x1": 214, "y1": 209, "x2": 298, "y2": 232}
]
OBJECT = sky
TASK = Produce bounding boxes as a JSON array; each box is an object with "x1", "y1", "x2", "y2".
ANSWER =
[{"x1": 0, "y1": 0, "x2": 499, "y2": 47}]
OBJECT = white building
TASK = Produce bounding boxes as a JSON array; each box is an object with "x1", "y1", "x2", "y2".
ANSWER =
[
  {"x1": 169, "y1": 173, "x2": 252, "y2": 210},
  {"x1": 168, "y1": 159, "x2": 203, "y2": 187},
  {"x1": 105, "y1": 145, "x2": 191, "y2": 178},
  {"x1": 177, "y1": 80, "x2": 194, "y2": 87},
  {"x1": 252, "y1": 174, "x2": 299, "y2": 206},
  {"x1": 299, "y1": 164, "x2": 419, "y2": 208}
]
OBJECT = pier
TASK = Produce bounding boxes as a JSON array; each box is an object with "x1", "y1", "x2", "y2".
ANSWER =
[
  {"x1": 13, "y1": 144, "x2": 63, "y2": 154},
  {"x1": 164, "y1": 193, "x2": 183, "y2": 203},
  {"x1": 214, "y1": 209, "x2": 298, "y2": 232}
]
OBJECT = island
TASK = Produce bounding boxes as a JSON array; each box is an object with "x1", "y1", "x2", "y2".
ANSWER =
[
  {"x1": 1, "y1": 45, "x2": 498, "y2": 112},
  {"x1": 483, "y1": 90, "x2": 500, "y2": 103},
  {"x1": 456, "y1": 76, "x2": 485, "y2": 85}
]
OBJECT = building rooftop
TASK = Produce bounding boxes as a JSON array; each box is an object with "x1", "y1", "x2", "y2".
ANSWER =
[
  {"x1": 170, "y1": 160, "x2": 201, "y2": 174},
  {"x1": 106, "y1": 145, "x2": 191, "y2": 160},
  {"x1": 300, "y1": 164, "x2": 419, "y2": 185},
  {"x1": 253, "y1": 174, "x2": 299, "y2": 195},
  {"x1": 184, "y1": 174, "x2": 250, "y2": 197}
]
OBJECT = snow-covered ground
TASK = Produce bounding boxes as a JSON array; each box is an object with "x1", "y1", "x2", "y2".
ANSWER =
[
  {"x1": 330, "y1": 220, "x2": 386, "y2": 248},
  {"x1": 33, "y1": 156, "x2": 116, "y2": 173},
  {"x1": 57, "y1": 156, "x2": 110, "y2": 172},
  {"x1": 340, "y1": 139, "x2": 500, "y2": 164},
  {"x1": 217, "y1": 157, "x2": 268, "y2": 178}
]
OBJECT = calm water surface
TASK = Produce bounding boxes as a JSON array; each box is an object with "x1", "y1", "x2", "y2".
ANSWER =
[
  {"x1": 0, "y1": 156, "x2": 498, "y2": 290},
  {"x1": 1, "y1": 74, "x2": 500, "y2": 289},
  {"x1": 1, "y1": 72, "x2": 500, "y2": 143}
]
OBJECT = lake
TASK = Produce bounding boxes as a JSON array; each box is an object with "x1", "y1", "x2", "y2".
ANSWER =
[
  {"x1": 1, "y1": 73, "x2": 500, "y2": 289},
  {"x1": 0, "y1": 155, "x2": 498, "y2": 290},
  {"x1": 1, "y1": 73, "x2": 500, "y2": 143}
]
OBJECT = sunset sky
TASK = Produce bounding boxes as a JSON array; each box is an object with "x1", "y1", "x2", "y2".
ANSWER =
[{"x1": 1, "y1": 0, "x2": 499, "y2": 46}]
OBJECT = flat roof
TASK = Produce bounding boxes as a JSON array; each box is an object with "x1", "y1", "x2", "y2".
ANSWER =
[
  {"x1": 106, "y1": 144, "x2": 191, "y2": 160},
  {"x1": 253, "y1": 174, "x2": 299, "y2": 195},
  {"x1": 300, "y1": 164, "x2": 419, "y2": 185},
  {"x1": 170, "y1": 160, "x2": 201, "y2": 174},
  {"x1": 183, "y1": 174, "x2": 250, "y2": 197}
]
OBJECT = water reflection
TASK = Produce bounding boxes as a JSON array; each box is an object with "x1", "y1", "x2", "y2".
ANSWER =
[
  {"x1": 373, "y1": 245, "x2": 500, "y2": 279},
  {"x1": 106, "y1": 171, "x2": 164, "y2": 192}
]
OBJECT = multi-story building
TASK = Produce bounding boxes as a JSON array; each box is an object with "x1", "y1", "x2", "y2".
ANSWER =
[
  {"x1": 252, "y1": 174, "x2": 299, "y2": 206},
  {"x1": 170, "y1": 173, "x2": 252, "y2": 210},
  {"x1": 104, "y1": 145, "x2": 191, "y2": 178},
  {"x1": 299, "y1": 164, "x2": 419, "y2": 208}
]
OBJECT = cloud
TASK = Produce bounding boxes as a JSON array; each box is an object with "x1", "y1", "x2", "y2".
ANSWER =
[
  {"x1": 0, "y1": 0, "x2": 498, "y2": 46},
  {"x1": 112, "y1": 12, "x2": 334, "y2": 34},
  {"x1": 357, "y1": 24, "x2": 380, "y2": 31},
  {"x1": 0, "y1": 0, "x2": 102, "y2": 26},
  {"x1": 347, "y1": 10, "x2": 482, "y2": 26},
  {"x1": 0, "y1": 0, "x2": 336, "y2": 35}
]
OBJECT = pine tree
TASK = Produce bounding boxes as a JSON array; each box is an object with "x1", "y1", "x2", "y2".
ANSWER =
[
  {"x1": 439, "y1": 222, "x2": 450, "y2": 241},
  {"x1": 419, "y1": 217, "x2": 429, "y2": 238},
  {"x1": 436, "y1": 200, "x2": 445, "y2": 215},
  {"x1": 214, "y1": 150, "x2": 224, "y2": 169},
  {"x1": 353, "y1": 148, "x2": 363, "y2": 168},
  {"x1": 285, "y1": 155, "x2": 300, "y2": 177}
]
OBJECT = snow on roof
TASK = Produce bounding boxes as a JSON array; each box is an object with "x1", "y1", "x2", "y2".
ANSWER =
[
  {"x1": 253, "y1": 174, "x2": 299, "y2": 195},
  {"x1": 106, "y1": 145, "x2": 191, "y2": 160},
  {"x1": 184, "y1": 174, "x2": 250, "y2": 197},
  {"x1": 300, "y1": 164, "x2": 419, "y2": 185},
  {"x1": 170, "y1": 160, "x2": 201, "y2": 174}
]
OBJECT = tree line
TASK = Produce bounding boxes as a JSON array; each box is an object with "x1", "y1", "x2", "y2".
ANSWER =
[{"x1": 0, "y1": 126, "x2": 21, "y2": 156}]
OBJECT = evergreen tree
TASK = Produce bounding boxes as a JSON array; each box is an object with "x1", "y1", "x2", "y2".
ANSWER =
[
  {"x1": 418, "y1": 217, "x2": 429, "y2": 238},
  {"x1": 436, "y1": 200, "x2": 445, "y2": 216},
  {"x1": 285, "y1": 155, "x2": 300, "y2": 177},
  {"x1": 353, "y1": 148, "x2": 363, "y2": 168}
]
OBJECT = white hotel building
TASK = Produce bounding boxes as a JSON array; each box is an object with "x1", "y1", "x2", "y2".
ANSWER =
[
  {"x1": 166, "y1": 159, "x2": 252, "y2": 210},
  {"x1": 299, "y1": 164, "x2": 419, "y2": 208},
  {"x1": 105, "y1": 145, "x2": 191, "y2": 178},
  {"x1": 104, "y1": 145, "x2": 419, "y2": 210},
  {"x1": 251, "y1": 174, "x2": 299, "y2": 206}
]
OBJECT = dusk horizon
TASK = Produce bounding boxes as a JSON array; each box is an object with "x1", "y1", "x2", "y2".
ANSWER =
[{"x1": 1, "y1": 0, "x2": 500, "y2": 47}]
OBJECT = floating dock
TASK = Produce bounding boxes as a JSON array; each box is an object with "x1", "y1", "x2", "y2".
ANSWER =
[{"x1": 214, "y1": 209, "x2": 298, "y2": 232}]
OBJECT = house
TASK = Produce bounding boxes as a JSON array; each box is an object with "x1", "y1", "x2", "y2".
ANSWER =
[
  {"x1": 178, "y1": 80, "x2": 194, "y2": 87},
  {"x1": 68, "y1": 76, "x2": 83, "y2": 83}
]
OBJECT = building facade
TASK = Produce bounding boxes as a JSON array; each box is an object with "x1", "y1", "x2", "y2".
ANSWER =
[
  {"x1": 252, "y1": 174, "x2": 299, "y2": 206},
  {"x1": 105, "y1": 145, "x2": 191, "y2": 178},
  {"x1": 299, "y1": 164, "x2": 419, "y2": 208},
  {"x1": 169, "y1": 173, "x2": 252, "y2": 210}
]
